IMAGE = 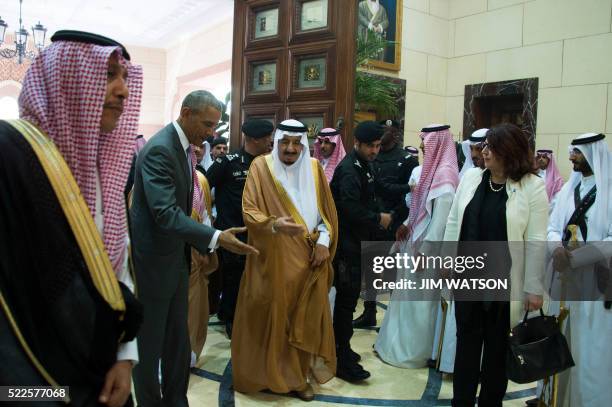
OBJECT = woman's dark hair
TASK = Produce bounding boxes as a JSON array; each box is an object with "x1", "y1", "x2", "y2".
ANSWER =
[{"x1": 486, "y1": 123, "x2": 537, "y2": 182}]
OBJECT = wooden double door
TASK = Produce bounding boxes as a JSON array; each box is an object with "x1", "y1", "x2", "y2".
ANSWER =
[{"x1": 230, "y1": 0, "x2": 357, "y2": 150}]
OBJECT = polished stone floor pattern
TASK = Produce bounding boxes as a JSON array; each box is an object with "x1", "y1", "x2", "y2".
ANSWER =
[{"x1": 187, "y1": 301, "x2": 535, "y2": 406}]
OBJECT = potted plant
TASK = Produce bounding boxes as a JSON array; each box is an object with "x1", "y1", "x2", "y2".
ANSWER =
[{"x1": 354, "y1": 33, "x2": 401, "y2": 123}]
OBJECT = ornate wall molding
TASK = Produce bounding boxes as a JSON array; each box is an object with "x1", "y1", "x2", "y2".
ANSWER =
[{"x1": 0, "y1": 58, "x2": 31, "y2": 83}]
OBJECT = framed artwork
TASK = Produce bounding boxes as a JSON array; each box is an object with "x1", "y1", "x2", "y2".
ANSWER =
[
  {"x1": 300, "y1": 0, "x2": 328, "y2": 31},
  {"x1": 243, "y1": 50, "x2": 285, "y2": 104},
  {"x1": 290, "y1": 0, "x2": 334, "y2": 43},
  {"x1": 356, "y1": 0, "x2": 402, "y2": 71},
  {"x1": 288, "y1": 44, "x2": 336, "y2": 101},
  {"x1": 251, "y1": 62, "x2": 277, "y2": 92},
  {"x1": 298, "y1": 57, "x2": 326, "y2": 89},
  {"x1": 245, "y1": 2, "x2": 285, "y2": 50},
  {"x1": 254, "y1": 8, "x2": 279, "y2": 39}
]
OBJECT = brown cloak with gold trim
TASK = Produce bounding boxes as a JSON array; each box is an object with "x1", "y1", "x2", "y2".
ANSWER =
[{"x1": 231, "y1": 155, "x2": 338, "y2": 394}]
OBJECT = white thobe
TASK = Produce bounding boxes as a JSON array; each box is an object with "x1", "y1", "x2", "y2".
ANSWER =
[{"x1": 374, "y1": 193, "x2": 454, "y2": 368}]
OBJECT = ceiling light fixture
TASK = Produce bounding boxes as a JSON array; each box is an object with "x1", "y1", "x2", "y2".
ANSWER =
[{"x1": 0, "y1": 0, "x2": 47, "y2": 64}]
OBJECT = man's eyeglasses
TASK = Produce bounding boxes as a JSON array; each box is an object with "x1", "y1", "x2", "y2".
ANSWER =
[{"x1": 481, "y1": 141, "x2": 490, "y2": 151}]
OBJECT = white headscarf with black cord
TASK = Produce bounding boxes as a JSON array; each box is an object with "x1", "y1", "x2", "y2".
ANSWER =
[
  {"x1": 270, "y1": 119, "x2": 319, "y2": 232},
  {"x1": 550, "y1": 133, "x2": 611, "y2": 241}
]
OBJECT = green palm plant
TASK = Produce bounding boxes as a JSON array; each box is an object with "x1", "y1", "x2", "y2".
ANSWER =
[{"x1": 355, "y1": 32, "x2": 401, "y2": 119}]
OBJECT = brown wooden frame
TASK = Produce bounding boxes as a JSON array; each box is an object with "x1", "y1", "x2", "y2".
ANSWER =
[
  {"x1": 242, "y1": 50, "x2": 285, "y2": 105},
  {"x1": 287, "y1": 103, "x2": 335, "y2": 129},
  {"x1": 244, "y1": 0, "x2": 286, "y2": 51},
  {"x1": 290, "y1": 0, "x2": 336, "y2": 44},
  {"x1": 242, "y1": 104, "x2": 284, "y2": 126},
  {"x1": 361, "y1": 0, "x2": 402, "y2": 72},
  {"x1": 288, "y1": 43, "x2": 336, "y2": 102}
]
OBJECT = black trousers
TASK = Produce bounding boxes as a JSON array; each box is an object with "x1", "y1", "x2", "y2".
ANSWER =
[
  {"x1": 133, "y1": 273, "x2": 190, "y2": 407},
  {"x1": 218, "y1": 248, "x2": 246, "y2": 323},
  {"x1": 333, "y1": 255, "x2": 362, "y2": 362},
  {"x1": 452, "y1": 301, "x2": 510, "y2": 407}
]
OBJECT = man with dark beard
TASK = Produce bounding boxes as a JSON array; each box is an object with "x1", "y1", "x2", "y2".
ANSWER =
[
  {"x1": 331, "y1": 121, "x2": 391, "y2": 382},
  {"x1": 353, "y1": 119, "x2": 417, "y2": 328},
  {"x1": 546, "y1": 133, "x2": 612, "y2": 407}
]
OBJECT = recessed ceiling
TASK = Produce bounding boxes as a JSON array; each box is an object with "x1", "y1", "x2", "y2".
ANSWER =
[{"x1": 0, "y1": 0, "x2": 234, "y2": 48}]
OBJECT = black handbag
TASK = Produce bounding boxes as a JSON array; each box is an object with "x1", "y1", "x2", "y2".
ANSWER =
[{"x1": 506, "y1": 309, "x2": 575, "y2": 384}]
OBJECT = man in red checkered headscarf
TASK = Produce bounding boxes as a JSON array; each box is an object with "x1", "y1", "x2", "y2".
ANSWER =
[
  {"x1": 313, "y1": 127, "x2": 347, "y2": 182},
  {"x1": 375, "y1": 124, "x2": 460, "y2": 369},
  {"x1": 0, "y1": 30, "x2": 144, "y2": 406}
]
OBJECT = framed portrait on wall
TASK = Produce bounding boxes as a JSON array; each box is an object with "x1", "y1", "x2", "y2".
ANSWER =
[{"x1": 356, "y1": 0, "x2": 402, "y2": 71}]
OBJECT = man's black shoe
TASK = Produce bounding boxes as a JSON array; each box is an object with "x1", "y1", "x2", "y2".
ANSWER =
[
  {"x1": 336, "y1": 362, "x2": 370, "y2": 382},
  {"x1": 225, "y1": 321, "x2": 233, "y2": 339},
  {"x1": 426, "y1": 358, "x2": 437, "y2": 369},
  {"x1": 352, "y1": 310, "x2": 376, "y2": 328}
]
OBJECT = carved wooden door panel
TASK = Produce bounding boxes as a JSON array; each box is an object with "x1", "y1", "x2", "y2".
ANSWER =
[{"x1": 230, "y1": 0, "x2": 357, "y2": 150}]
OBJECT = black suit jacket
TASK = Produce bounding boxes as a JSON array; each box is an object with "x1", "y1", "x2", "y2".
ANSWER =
[{"x1": 130, "y1": 123, "x2": 216, "y2": 299}]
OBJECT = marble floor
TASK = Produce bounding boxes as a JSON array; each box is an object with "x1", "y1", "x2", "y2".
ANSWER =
[{"x1": 187, "y1": 300, "x2": 535, "y2": 406}]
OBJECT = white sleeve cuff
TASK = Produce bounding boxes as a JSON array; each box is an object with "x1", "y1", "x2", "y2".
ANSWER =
[
  {"x1": 317, "y1": 231, "x2": 330, "y2": 248},
  {"x1": 316, "y1": 222, "x2": 330, "y2": 248},
  {"x1": 208, "y1": 229, "x2": 221, "y2": 251},
  {"x1": 117, "y1": 339, "x2": 138, "y2": 365}
]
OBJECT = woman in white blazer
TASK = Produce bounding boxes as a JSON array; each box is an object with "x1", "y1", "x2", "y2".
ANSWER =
[{"x1": 443, "y1": 124, "x2": 549, "y2": 407}]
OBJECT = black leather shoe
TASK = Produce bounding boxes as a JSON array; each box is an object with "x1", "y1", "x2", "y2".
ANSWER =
[
  {"x1": 225, "y1": 321, "x2": 233, "y2": 339},
  {"x1": 336, "y1": 362, "x2": 370, "y2": 382},
  {"x1": 352, "y1": 310, "x2": 377, "y2": 328},
  {"x1": 525, "y1": 398, "x2": 540, "y2": 407},
  {"x1": 426, "y1": 358, "x2": 437, "y2": 369}
]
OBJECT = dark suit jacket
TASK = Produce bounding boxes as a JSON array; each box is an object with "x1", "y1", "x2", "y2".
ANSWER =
[{"x1": 130, "y1": 123, "x2": 215, "y2": 299}]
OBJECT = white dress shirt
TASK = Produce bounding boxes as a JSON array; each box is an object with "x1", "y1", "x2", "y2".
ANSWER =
[{"x1": 173, "y1": 121, "x2": 221, "y2": 250}]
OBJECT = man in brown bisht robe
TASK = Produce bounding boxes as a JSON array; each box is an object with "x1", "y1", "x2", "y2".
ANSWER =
[
  {"x1": 188, "y1": 143, "x2": 218, "y2": 366},
  {"x1": 232, "y1": 119, "x2": 338, "y2": 401}
]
